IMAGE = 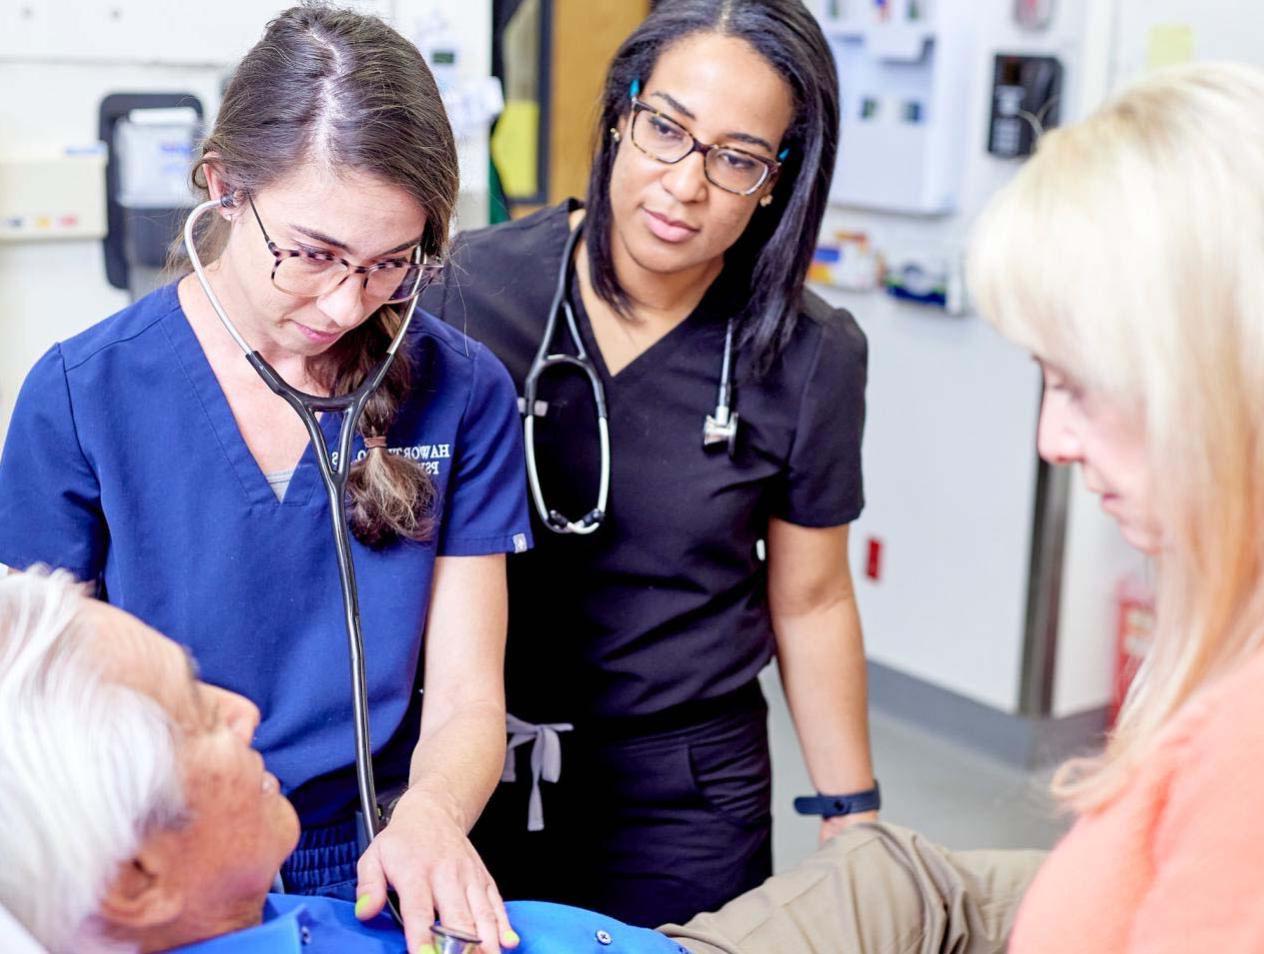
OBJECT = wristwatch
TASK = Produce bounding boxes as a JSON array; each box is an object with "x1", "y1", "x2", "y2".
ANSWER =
[{"x1": 793, "y1": 780, "x2": 881, "y2": 818}]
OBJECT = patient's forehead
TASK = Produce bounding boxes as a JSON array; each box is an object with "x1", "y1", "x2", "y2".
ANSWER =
[{"x1": 80, "y1": 601, "x2": 201, "y2": 730}]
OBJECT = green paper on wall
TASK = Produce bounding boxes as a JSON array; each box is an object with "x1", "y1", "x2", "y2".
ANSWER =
[{"x1": 1146, "y1": 24, "x2": 1194, "y2": 70}]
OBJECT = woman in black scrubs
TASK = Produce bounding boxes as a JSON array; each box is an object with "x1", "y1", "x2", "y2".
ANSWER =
[{"x1": 425, "y1": 0, "x2": 875, "y2": 927}]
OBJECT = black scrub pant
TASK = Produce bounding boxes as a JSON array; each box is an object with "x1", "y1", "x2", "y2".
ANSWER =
[{"x1": 471, "y1": 682, "x2": 773, "y2": 928}]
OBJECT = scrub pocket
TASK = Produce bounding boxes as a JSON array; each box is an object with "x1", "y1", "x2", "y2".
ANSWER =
[
  {"x1": 687, "y1": 712, "x2": 773, "y2": 830},
  {"x1": 473, "y1": 684, "x2": 775, "y2": 928},
  {"x1": 575, "y1": 690, "x2": 774, "y2": 927}
]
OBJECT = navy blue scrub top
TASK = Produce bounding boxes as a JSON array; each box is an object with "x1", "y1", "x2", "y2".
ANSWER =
[
  {"x1": 0, "y1": 283, "x2": 532, "y2": 820},
  {"x1": 423, "y1": 201, "x2": 867, "y2": 724}
]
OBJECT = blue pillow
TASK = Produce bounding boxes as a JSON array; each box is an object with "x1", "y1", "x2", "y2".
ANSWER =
[{"x1": 506, "y1": 901, "x2": 691, "y2": 954}]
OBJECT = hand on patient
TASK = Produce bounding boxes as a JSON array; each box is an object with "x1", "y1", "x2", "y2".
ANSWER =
[{"x1": 355, "y1": 788, "x2": 518, "y2": 954}]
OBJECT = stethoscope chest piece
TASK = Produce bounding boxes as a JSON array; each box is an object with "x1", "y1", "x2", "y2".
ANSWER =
[
  {"x1": 703, "y1": 405, "x2": 740, "y2": 458},
  {"x1": 430, "y1": 923, "x2": 481, "y2": 954},
  {"x1": 702, "y1": 317, "x2": 739, "y2": 458}
]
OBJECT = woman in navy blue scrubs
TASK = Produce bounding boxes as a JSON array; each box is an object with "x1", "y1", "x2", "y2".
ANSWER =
[
  {"x1": 0, "y1": 8, "x2": 529, "y2": 952},
  {"x1": 426, "y1": 0, "x2": 877, "y2": 928}
]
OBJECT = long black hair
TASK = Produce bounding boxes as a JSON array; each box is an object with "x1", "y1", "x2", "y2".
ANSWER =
[{"x1": 584, "y1": 0, "x2": 839, "y2": 374}]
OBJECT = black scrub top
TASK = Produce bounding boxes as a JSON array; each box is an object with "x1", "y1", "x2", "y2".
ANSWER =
[{"x1": 423, "y1": 201, "x2": 867, "y2": 724}]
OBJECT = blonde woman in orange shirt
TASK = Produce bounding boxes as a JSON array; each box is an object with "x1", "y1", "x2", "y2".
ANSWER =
[{"x1": 968, "y1": 61, "x2": 1264, "y2": 952}]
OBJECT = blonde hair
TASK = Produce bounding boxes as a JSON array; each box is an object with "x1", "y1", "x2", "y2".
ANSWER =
[{"x1": 969, "y1": 62, "x2": 1264, "y2": 809}]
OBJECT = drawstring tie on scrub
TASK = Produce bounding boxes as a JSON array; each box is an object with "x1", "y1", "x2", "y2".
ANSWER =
[{"x1": 502, "y1": 714, "x2": 573, "y2": 832}]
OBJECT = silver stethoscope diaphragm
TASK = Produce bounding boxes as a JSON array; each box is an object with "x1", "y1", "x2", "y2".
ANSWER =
[
  {"x1": 702, "y1": 318, "x2": 739, "y2": 457},
  {"x1": 430, "y1": 923, "x2": 482, "y2": 954}
]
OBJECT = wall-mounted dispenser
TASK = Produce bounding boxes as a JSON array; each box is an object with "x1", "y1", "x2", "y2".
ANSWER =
[
  {"x1": 99, "y1": 93, "x2": 204, "y2": 299},
  {"x1": 987, "y1": 54, "x2": 1063, "y2": 158},
  {"x1": 821, "y1": 0, "x2": 978, "y2": 216},
  {"x1": 0, "y1": 144, "x2": 107, "y2": 243}
]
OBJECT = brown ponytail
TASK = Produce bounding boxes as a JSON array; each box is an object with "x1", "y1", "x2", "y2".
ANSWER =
[
  {"x1": 181, "y1": 3, "x2": 459, "y2": 547},
  {"x1": 324, "y1": 306, "x2": 436, "y2": 548}
]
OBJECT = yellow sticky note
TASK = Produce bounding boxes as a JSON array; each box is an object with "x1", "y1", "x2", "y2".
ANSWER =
[
  {"x1": 491, "y1": 99, "x2": 540, "y2": 199},
  {"x1": 1146, "y1": 24, "x2": 1194, "y2": 70}
]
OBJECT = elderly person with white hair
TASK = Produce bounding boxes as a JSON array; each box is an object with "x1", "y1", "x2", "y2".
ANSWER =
[
  {"x1": 0, "y1": 570, "x2": 299, "y2": 952},
  {"x1": 0, "y1": 570, "x2": 702, "y2": 953}
]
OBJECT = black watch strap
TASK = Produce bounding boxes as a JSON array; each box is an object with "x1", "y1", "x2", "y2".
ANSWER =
[{"x1": 794, "y1": 781, "x2": 881, "y2": 818}]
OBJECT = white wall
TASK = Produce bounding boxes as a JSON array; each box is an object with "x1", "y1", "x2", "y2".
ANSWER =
[
  {"x1": 817, "y1": 0, "x2": 1264, "y2": 719},
  {"x1": 813, "y1": 0, "x2": 1099, "y2": 713},
  {"x1": 0, "y1": 61, "x2": 221, "y2": 430},
  {"x1": 0, "y1": 0, "x2": 492, "y2": 435},
  {"x1": 824, "y1": 282, "x2": 1041, "y2": 714}
]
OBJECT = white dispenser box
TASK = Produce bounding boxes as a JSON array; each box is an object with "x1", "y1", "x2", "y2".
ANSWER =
[
  {"x1": 0, "y1": 144, "x2": 108, "y2": 242},
  {"x1": 823, "y1": 0, "x2": 977, "y2": 215}
]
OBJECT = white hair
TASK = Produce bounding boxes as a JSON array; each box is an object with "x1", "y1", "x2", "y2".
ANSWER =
[{"x1": 0, "y1": 570, "x2": 186, "y2": 953}]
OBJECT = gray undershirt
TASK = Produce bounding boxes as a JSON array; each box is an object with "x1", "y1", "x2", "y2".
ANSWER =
[{"x1": 265, "y1": 469, "x2": 295, "y2": 502}]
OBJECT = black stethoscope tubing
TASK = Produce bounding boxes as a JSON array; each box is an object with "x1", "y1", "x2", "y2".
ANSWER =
[
  {"x1": 523, "y1": 220, "x2": 739, "y2": 536},
  {"x1": 521, "y1": 220, "x2": 611, "y2": 535},
  {"x1": 184, "y1": 197, "x2": 414, "y2": 925}
]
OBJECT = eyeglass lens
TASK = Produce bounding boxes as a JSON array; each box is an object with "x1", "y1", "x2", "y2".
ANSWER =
[
  {"x1": 630, "y1": 109, "x2": 770, "y2": 194},
  {"x1": 273, "y1": 257, "x2": 431, "y2": 303}
]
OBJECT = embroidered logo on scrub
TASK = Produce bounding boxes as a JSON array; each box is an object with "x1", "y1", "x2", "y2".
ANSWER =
[{"x1": 333, "y1": 443, "x2": 452, "y2": 475}]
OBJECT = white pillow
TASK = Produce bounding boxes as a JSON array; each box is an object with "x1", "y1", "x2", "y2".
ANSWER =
[{"x1": 0, "y1": 903, "x2": 46, "y2": 953}]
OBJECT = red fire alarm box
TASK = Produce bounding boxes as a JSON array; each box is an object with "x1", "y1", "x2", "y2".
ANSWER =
[{"x1": 1110, "y1": 574, "x2": 1155, "y2": 727}]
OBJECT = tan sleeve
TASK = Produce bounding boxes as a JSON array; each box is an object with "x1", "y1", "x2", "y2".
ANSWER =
[{"x1": 659, "y1": 822, "x2": 1045, "y2": 954}]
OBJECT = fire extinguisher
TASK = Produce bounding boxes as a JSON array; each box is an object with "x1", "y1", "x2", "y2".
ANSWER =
[{"x1": 1110, "y1": 574, "x2": 1155, "y2": 727}]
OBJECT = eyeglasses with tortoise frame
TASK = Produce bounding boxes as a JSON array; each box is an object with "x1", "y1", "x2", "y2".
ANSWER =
[
  {"x1": 247, "y1": 196, "x2": 442, "y2": 304},
  {"x1": 627, "y1": 97, "x2": 782, "y2": 196}
]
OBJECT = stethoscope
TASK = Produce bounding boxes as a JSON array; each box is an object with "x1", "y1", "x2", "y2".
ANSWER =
[
  {"x1": 522, "y1": 220, "x2": 739, "y2": 535},
  {"x1": 184, "y1": 197, "x2": 478, "y2": 945}
]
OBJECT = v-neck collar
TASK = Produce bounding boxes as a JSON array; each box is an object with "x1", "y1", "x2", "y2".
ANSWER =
[
  {"x1": 160, "y1": 283, "x2": 333, "y2": 509},
  {"x1": 557, "y1": 198, "x2": 742, "y2": 391},
  {"x1": 567, "y1": 262, "x2": 731, "y2": 393}
]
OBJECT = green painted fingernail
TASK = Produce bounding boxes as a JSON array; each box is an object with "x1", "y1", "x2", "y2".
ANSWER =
[
  {"x1": 354, "y1": 894, "x2": 371, "y2": 919},
  {"x1": 415, "y1": 945, "x2": 438, "y2": 954},
  {"x1": 503, "y1": 928, "x2": 521, "y2": 946}
]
